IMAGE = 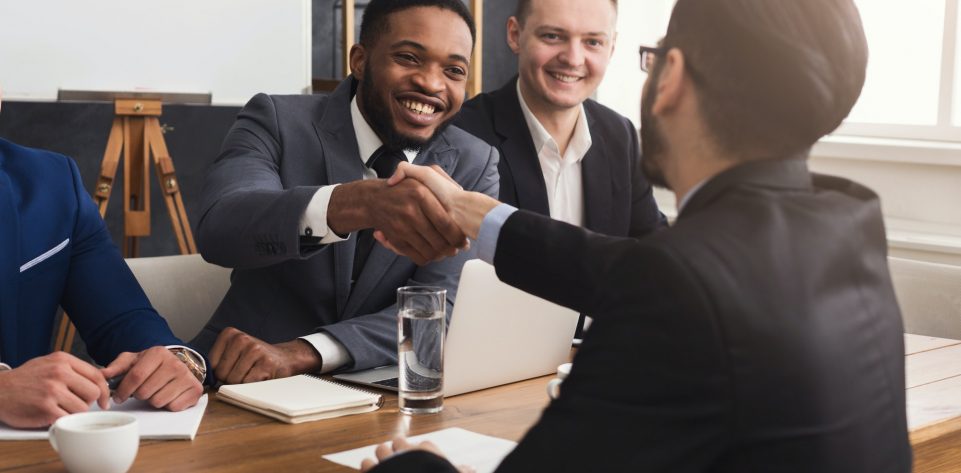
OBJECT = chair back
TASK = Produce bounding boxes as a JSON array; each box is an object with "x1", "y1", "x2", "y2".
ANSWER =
[
  {"x1": 889, "y1": 257, "x2": 961, "y2": 339},
  {"x1": 125, "y1": 254, "x2": 231, "y2": 341}
]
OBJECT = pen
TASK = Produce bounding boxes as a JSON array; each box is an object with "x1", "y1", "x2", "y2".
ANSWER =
[{"x1": 107, "y1": 374, "x2": 125, "y2": 391}]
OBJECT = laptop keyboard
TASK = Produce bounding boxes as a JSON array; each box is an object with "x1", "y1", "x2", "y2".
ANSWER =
[{"x1": 374, "y1": 377, "x2": 399, "y2": 388}]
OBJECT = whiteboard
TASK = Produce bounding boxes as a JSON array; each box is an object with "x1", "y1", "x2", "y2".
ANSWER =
[{"x1": 0, "y1": 0, "x2": 311, "y2": 106}]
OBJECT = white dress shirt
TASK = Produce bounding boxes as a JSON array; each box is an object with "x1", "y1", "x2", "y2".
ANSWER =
[
  {"x1": 516, "y1": 81, "x2": 592, "y2": 227},
  {"x1": 297, "y1": 96, "x2": 416, "y2": 373}
]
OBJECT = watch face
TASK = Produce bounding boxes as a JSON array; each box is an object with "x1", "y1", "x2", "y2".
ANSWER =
[{"x1": 169, "y1": 348, "x2": 205, "y2": 383}]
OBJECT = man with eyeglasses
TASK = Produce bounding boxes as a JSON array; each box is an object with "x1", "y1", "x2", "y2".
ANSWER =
[{"x1": 362, "y1": 0, "x2": 911, "y2": 471}]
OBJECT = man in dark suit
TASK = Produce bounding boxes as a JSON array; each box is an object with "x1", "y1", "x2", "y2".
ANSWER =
[
  {"x1": 0, "y1": 87, "x2": 205, "y2": 429},
  {"x1": 192, "y1": 0, "x2": 499, "y2": 384},
  {"x1": 455, "y1": 0, "x2": 664, "y2": 238},
  {"x1": 363, "y1": 0, "x2": 912, "y2": 471}
]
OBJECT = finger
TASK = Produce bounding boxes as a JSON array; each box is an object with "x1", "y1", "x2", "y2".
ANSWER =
[
  {"x1": 114, "y1": 349, "x2": 163, "y2": 402},
  {"x1": 166, "y1": 382, "x2": 203, "y2": 412},
  {"x1": 61, "y1": 353, "x2": 110, "y2": 406},
  {"x1": 131, "y1": 353, "x2": 183, "y2": 402},
  {"x1": 229, "y1": 343, "x2": 265, "y2": 385},
  {"x1": 40, "y1": 406, "x2": 71, "y2": 428},
  {"x1": 388, "y1": 226, "x2": 432, "y2": 266},
  {"x1": 142, "y1": 377, "x2": 181, "y2": 409},
  {"x1": 386, "y1": 163, "x2": 412, "y2": 186},
  {"x1": 360, "y1": 458, "x2": 378, "y2": 472},
  {"x1": 417, "y1": 195, "x2": 467, "y2": 251},
  {"x1": 373, "y1": 231, "x2": 406, "y2": 256},
  {"x1": 428, "y1": 165, "x2": 461, "y2": 189},
  {"x1": 417, "y1": 440, "x2": 443, "y2": 456},
  {"x1": 208, "y1": 328, "x2": 234, "y2": 370},
  {"x1": 61, "y1": 369, "x2": 106, "y2": 408},
  {"x1": 100, "y1": 352, "x2": 136, "y2": 379},
  {"x1": 56, "y1": 384, "x2": 93, "y2": 414},
  {"x1": 393, "y1": 437, "x2": 414, "y2": 451},
  {"x1": 214, "y1": 332, "x2": 247, "y2": 383},
  {"x1": 374, "y1": 441, "x2": 395, "y2": 460},
  {"x1": 457, "y1": 465, "x2": 477, "y2": 473},
  {"x1": 243, "y1": 361, "x2": 274, "y2": 384}
]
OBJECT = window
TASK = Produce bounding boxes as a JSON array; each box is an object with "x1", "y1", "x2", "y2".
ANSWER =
[
  {"x1": 598, "y1": 0, "x2": 961, "y2": 143},
  {"x1": 840, "y1": 0, "x2": 960, "y2": 141}
]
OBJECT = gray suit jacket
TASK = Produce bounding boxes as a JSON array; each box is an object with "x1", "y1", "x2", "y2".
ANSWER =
[{"x1": 192, "y1": 78, "x2": 499, "y2": 371}]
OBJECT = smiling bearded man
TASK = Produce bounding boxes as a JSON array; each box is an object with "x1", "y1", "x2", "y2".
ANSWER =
[{"x1": 191, "y1": 0, "x2": 499, "y2": 385}]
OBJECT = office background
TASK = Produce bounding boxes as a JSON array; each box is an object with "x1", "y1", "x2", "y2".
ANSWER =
[{"x1": 0, "y1": 0, "x2": 520, "y2": 257}]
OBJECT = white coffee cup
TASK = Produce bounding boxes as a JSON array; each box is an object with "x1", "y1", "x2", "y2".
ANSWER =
[
  {"x1": 546, "y1": 362, "x2": 572, "y2": 400},
  {"x1": 48, "y1": 411, "x2": 139, "y2": 473}
]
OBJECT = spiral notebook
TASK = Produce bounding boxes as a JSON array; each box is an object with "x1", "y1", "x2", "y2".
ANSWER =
[{"x1": 217, "y1": 375, "x2": 382, "y2": 424}]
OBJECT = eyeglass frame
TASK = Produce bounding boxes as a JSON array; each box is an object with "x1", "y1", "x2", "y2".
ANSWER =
[
  {"x1": 639, "y1": 45, "x2": 667, "y2": 73},
  {"x1": 639, "y1": 44, "x2": 706, "y2": 87}
]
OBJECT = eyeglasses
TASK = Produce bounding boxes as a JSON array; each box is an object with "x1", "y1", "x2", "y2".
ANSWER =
[{"x1": 639, "y1": 46, "x2": 667, "y2": 73}]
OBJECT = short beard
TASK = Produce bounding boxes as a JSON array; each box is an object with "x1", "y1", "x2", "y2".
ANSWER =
[
  {"x1": 639, "y1": 68, "x2": 670, "y2": 190},
  {"x1": 359, "y1": 65, "x2": 456, "y2": 153}
]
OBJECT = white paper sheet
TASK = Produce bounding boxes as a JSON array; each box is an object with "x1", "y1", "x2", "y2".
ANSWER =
[
  {"x1": 323, "y1": 427, "x2": 517, "y2": 473},
  {"x1": 0, "y1": 394, "x2": 208, "y2": 441}
]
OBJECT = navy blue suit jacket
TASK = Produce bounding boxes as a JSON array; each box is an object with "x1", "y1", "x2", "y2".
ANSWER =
[
  {"x1": 455, "y1": 77, "x2": 666, "y2": 238},
  {"x1": 0, "y1": 138, "x2": 182, "y2": 367}
]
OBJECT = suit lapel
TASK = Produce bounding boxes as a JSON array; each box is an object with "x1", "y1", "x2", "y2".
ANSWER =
[
  {"x1": 580, "y1": 109, "x2": 616, "y2": 235},
  {"x1": 313, "y1": 78, "x2": 366, "y2": 316},
  {"x1": 493, "y1": 80, "x2": 551, "y2": 216},
  {"x1": 341, "y1": 139, "x2": 458, "y2": 317},
  {"x1": 0, "y1": 155, "x2": 20, "y2": 363}
]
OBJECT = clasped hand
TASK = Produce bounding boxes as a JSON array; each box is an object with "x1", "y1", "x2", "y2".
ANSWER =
[
  {"x1": 0, "y1": 348, "x2": 203, "y2": 429},
  {"x1": 372, "y1": 162, "x2": 499, "y2": 260}
]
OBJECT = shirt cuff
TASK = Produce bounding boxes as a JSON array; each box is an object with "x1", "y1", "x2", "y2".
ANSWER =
[
  {"x1": 165, "y1": 345, "x2": 207, "y2": 375},
  {"x1": 299, "y1": 333, "x2": 350, "y2": 373},
  {"x1": 0, "y1": 363, "x2": 10, "y2": 372},
  {"x1": 476, "y1": 203, "x2": 518, "y2": 264},
  {"x1": 300, "y1": 184, "x2": 348, "y2": 244}
]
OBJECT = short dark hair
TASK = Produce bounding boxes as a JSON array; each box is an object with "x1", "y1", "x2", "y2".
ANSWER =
[
  {"x1": 359, "y1": 0, "x2": 476, "y2": 49},
  {"x1": 514, "y1": 0, "x2": 618, "y2": 25},
  {"x1": 663, "y1": 0, "x2": 868, "y2": 158}
]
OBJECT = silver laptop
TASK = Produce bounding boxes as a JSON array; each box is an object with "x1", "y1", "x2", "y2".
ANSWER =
[{"x1": 333, "y1": 259, "x2": 579, "y2": 397}]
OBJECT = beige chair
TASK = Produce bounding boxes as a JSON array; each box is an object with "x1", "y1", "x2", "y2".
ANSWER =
[
  {"x1": 125, "y1": 254, "x2": 232, "y2": 341},
  {"x1": 889, "y1": 257, "x2": 961, "y2": 339}
]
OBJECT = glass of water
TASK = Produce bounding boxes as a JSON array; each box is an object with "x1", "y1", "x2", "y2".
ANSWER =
[{"x1": 397, "y1": 286, "x2": 446, "y2": 414}]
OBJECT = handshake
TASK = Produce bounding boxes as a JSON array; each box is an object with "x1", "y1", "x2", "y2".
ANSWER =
[{"x1": 358, "y1": 162, "x2": 499, "y2": 265}]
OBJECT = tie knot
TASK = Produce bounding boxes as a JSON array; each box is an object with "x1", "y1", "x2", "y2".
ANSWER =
[{"x1": 367, "y1": 147, "x2": 407, "y2": 179}]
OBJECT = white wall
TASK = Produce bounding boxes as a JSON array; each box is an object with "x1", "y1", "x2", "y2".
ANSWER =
[
  {"x1": 0, "y1": 0, "x2": 312, "y2": 106},
  {"x1": 595, "y1": 0, "x2": 675, "y2": 127}
]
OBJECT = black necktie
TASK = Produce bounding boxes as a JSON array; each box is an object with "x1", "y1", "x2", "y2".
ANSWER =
[{"x1": 353, "y1": 147, "x2": 407, "y2": 282}]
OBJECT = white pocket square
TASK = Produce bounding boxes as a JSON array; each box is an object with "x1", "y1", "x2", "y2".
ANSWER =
[{"x1": 20, "y1": 238, "x2": 70, "y2": 273}]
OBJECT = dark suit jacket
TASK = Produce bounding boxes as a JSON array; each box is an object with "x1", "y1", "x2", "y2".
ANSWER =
[
  {"x1": 454, "y1": 77, "x2": 664, "y2": 237},
  {"x1": 192, "y1": 78, "x2": 499, "y2": 371},
  {"x1": 373, "y1": 158, "x2": 911, "y2": 472},
  {"x1": 0, "y1": 138, "x2": 182, "y2": 367}
]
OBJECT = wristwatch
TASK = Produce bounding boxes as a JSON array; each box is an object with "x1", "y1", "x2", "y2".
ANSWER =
[{"x1": 168, "y1": 347, "x2": 206, "y2": 384}]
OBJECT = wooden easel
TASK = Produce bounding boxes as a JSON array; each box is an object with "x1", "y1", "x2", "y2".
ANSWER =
[{"x1": 54, "y1": 98, "x2": 196, "y2": 352}]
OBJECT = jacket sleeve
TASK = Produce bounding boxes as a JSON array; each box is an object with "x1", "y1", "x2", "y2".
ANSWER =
[
  {"x1": 59, "y1": 158, "x2": 183, "y2": 366},
  {"x1": 320, "y1": 146, "x2": 500, "y2": 370},
  {"x1": 196, "y1": 93, "x2": 322, "y2": 270}
]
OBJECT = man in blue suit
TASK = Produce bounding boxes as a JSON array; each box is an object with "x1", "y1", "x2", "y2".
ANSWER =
[{"x1": 0, "y1": 86, "x2": 205, "y2": 429}]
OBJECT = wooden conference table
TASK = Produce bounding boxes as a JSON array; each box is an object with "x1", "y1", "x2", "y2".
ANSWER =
[{"x1": 3, "y1": 334, "x2": 961, "y2": 472}]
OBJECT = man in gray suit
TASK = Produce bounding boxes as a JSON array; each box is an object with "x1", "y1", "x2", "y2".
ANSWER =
[{"x1": 192, "y1": 0, "x2": 498, "y2": 384}]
